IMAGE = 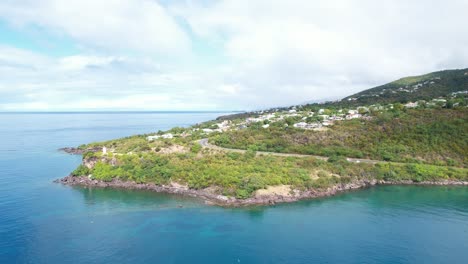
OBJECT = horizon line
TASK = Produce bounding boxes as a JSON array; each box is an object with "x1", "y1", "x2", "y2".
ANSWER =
[{"x1": 0, "y1": 110, "x2": 245, "y2": 114}]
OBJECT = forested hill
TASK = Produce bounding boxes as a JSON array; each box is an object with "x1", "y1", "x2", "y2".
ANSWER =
[{"x1": 342, "y1": 68, "x2": 468, "y2": 105}]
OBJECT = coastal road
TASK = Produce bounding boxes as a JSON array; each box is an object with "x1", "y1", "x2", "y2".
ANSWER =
[{"x1": 198, "y1": 138, "x2": 380, "y2": 164}]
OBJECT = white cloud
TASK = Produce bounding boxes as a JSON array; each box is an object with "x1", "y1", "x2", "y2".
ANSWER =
[
  {"x1": 58, "y1": 56, "x2": 124, "y2": 71},
  {"x1": 0, "y1": 45, "x2": 229, "y2": 111},
  {"x1": 0, "y1": 0, "x2": 191, "y2": 55},
  {"x1": 173, "y1": 0, "x2": 468, "y2": 102},
  {"x1": 1, "y1": 0, "x2": 468, "y2": 111}
]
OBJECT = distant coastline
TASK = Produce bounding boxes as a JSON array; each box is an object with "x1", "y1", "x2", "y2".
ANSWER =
[{"x1": 0, "y1": 110, "x2": 243, "y2": 114}]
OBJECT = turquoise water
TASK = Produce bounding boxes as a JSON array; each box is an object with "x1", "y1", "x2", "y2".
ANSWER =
[{"x1": 0, "y1": 113, "x2": 467, "y2": 263}]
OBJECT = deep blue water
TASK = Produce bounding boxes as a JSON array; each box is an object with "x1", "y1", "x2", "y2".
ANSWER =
[{"x1": 0, "y1": 112, "x2": 467, "y2": 264}]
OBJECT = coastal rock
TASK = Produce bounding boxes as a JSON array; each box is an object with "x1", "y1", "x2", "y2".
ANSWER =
[
  {"x1": 58, "y1": 147, "x2": 101, "y2": 155},
  {"x1": 55, "y1": 175, "x2": 468, "y2": 207},
  {"x1": 83, "y1": 157, "x2": 100, "y2": 169}
]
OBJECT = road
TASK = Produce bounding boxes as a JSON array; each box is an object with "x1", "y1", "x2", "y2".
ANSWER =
[{"x1": 198, "y1": 138, "x2": 381, "y2": 164}]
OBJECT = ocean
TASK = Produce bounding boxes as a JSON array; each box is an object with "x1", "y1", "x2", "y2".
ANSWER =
[{"x1": 0, "y1": 112, "x2": 467, "y2": 263}]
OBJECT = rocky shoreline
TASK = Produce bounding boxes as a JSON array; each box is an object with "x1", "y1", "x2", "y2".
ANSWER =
[
  {"x1": 58, "y1": 147, "x2": 101, "y2": 155},
  {"x1": 55, "y1": 175, "x2": 468, "y2": 207}
]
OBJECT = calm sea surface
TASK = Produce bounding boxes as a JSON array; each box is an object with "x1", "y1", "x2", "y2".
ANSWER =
[{"x1": 0, "y1": 112, "x2": 467, "y2": 264}]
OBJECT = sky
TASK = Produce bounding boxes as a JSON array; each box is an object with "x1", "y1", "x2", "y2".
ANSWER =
[{"x1": 0, "y1": 0, "x2": 467, "y2": 111}]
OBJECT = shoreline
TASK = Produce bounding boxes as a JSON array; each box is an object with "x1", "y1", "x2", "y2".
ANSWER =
[
  {"x1": 55, "y1": 175, "x2": 468, "y2": 207},
  {"x1": 59, "y1": 147, "x2": 100, "y2": 155}
]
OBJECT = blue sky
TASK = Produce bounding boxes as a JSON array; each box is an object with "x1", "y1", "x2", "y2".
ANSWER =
[{"x1": 0, "y1": 0, "x2": 467, "y2": 111}]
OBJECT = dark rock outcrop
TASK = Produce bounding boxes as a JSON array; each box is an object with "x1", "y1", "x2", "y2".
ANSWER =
[
  {"x1": 58, "y1": 147, "x2": 101, "y2": 155},
  {"x1": 55, "y1": 175, "x2": 468, "y2": 207}
]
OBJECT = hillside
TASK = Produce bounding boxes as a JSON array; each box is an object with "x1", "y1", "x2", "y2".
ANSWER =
[
  {"x1": 60, "y1": 68, "x2": 468, "y2": 205},
  {"x1": 342, "y1": 68, "x2": 468, "y2": 106}
]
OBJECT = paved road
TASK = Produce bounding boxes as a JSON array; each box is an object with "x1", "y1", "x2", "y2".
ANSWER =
[{"x1": 198, "y1": 138, "x2": 381, "y2": 164}]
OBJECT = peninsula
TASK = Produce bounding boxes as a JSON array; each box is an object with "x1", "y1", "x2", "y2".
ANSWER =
[{"x1": 58, "y1": 68, "x2": 468, "y2": 206}]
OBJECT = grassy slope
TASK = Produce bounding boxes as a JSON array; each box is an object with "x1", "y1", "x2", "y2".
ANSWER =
[
  {"x1": 212, "y1": 109, "x2": 468, "y2": 167},
  {"x1": 75, "y1": 151, "x2": 468, "y2": 199},
  {"x1": 342, "y1": 68, "x2": 468, "y2": 105},
  {"x1": 70, "y1": 69, "x2": 468, "y2": 199},
  {"x1": 74, "y1": 108, "x2": 468, "y2": 199}
]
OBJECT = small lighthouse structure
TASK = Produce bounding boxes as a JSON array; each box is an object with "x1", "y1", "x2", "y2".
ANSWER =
[{"x1": 102, "y1": 146, "x2": 107, "y2": 155}]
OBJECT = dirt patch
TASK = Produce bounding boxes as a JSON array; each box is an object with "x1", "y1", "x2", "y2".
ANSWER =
[
  {"x1": 255, "y1": 185, "x2": 292, "y2": 198},
  {"x1": 310, "y1": 170, "x2": 333, "y2": 180},
  {"x1": 170, "y1": 181, "x2": 189, "y2": 190},
  {"x1": 158, "y1": 145, "x2": 188, "y2": 154}
]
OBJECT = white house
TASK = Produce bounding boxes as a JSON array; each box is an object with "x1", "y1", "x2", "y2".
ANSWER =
[
  {"x1": 293, "y1": 122, "x2": 322, "y2": 130},
  {"x1": 147, "y1": 133, "x2": 173, "y2": 140},
  {"x1": 147, "y1": 135, "x2": 161, "y2": 141},
  {"x1": 322, "y1": 121, "x2": 333, "y2": 126},
  {"x1": 404, "y1": 102, "x2": 418, "y2": 108},
  {"x1": 346, "y1": 113, "x2": 362, "y2": 120},
  {"x1": 202, "y1": 128, "x2": 214, "y2": 133},
  {"x1": 293, "y1": 122, "x2": 308, "y2": 128},
  {"x1": 161, "y1": 133, "x2": 173, "y2": 139}
]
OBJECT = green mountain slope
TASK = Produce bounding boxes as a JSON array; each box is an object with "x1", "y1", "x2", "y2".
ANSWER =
[{"x1": 342, "y1": 68, "x2": 468, "y2": 105}]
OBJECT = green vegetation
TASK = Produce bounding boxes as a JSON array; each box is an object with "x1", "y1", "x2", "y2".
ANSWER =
[
  {"x1": 71, "y1": 164, "x2": 90, "y2": 176},
  {"x1": 212, "y1": 109, "x2": 468, "y2": 167},
  {"x1": 77, "y1": 151, "x2": 468, "y2": 198},
  {"x1": 69, "y1": 68, "x2": 468, "y2": 200},
  {"x1": 342, "y1": 68, "x2": 468, "y2": 106},
  {"x1": 81, "y1": 131, "x2": 205, "y2": 154}
]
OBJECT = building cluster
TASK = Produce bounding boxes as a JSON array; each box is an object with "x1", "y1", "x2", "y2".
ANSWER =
[
  {"x1": 146, "y1": 90, "x2": 465, "y2": 141},
  {"x1": 147, "y1": 133, "x2": 174, "y2": 141},
  {"x1": 348, "y1": 77, "x2": 441, "y2": 100}
]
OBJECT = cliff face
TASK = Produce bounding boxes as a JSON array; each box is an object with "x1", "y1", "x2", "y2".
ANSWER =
[
  {"x1": 82, "y1": 154, "x2": 118, "y2": 169},
  {"x1": 83, "y1": 156, "x2": 99, "y2": 169}
]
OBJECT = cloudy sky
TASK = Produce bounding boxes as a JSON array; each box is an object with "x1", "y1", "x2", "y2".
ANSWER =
[{"x1": 0, "y1": 0, "x2": 467, "y2": 111}]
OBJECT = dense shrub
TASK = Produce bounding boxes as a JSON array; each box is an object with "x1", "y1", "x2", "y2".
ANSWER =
[
  {"x1": 71, "y1": 164, "x2": 90, "y2": 176},
  {"x1": 212, "y1": 109, "x2": 468, "y2": 167}
]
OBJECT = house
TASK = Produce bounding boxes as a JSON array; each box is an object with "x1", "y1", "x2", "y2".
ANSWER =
[
  {"x1": 147, "y1": 135, "x2": 161, "y2": 141},
  {"x1": 308, "y1": 122, "x2": 322, "y2": 129},
  {"x1": 346, "y1": 113, "x2": 362, "y2": 120},
  {"x1": 217, "y1": 120, "x2": 231, "y2": 131},
  {"x1": 202, "y1": 128, "x2": 214, "y2": 133},
  {"x1": 293, "y1": 122, "x2": 322, "y2": 130},
  {"x1": 161, "y1": 133, "x2": 173, "y2": 139},
  {"x1": 322, "y1": 121, "x2": 333, "y2": 126},
  {"x1": 404, "y1": 102, "x2": 418, "y2": 108},
  {"x1": 330, "y1": 116, "x2": 344, "y2": 121},
  {"x1": 293, "y1": 122, "x2": 308, "y2": 128},
  {"x1": 217, "y1": 120, "x2": 229, "y2": 128}
]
